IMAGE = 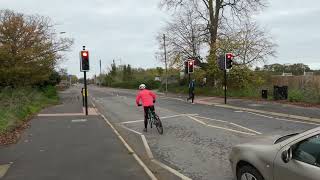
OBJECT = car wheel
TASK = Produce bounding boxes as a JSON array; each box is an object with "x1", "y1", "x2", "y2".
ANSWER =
[{"x1": 237, "y1": 165, "x2": 264, "y2": 180}]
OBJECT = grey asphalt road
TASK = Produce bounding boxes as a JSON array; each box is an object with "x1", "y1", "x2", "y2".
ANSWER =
[
  {"x1": 0, "y1": 87, "x2": 150, "y2": 180},
  {"x1": 88, "y1": 85, "x2": 319, "y2": 180}
]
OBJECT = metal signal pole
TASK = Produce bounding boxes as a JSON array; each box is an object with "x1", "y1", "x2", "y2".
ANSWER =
[
  {"x1": 163, "y1": 34, "x2": 168, "y2": 94},
  {"x1": 83, "y1": 46, "x2": 88, "y2": 115}
]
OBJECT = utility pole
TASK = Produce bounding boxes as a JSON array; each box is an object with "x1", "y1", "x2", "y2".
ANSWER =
[{"x1": 163, "y1": 34, "x2": 168, "y2": 94}]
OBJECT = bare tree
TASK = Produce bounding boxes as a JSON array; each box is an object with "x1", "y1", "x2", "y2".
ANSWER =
[
  {"x1": 156, "y1": 7, "x2": 206, "y2": 68},
  {"x1": 160, "y1": 0, "x2": 267, "y2": 58},
  {"x1": 218, "y1": 19, "x2": 277, "y2": 65}
]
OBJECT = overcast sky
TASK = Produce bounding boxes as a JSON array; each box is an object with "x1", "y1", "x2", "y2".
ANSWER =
[{"x1": 1, "y1": 0, "x2": 320, "y2": 77}]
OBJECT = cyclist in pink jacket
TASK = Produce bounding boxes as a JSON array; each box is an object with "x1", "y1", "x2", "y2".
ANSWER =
[{"x1": 136, "y1": 84, "x2": 156, "y2": 132}]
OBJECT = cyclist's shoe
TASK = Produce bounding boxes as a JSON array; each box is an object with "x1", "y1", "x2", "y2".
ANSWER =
[{"x1": 143, "y1": 128, "x2": 147, "y2": 132}]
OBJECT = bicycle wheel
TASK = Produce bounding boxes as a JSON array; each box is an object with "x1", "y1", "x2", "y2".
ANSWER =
[{"x1": 155, "y1": 114, "x2": 163, "y2": 134}]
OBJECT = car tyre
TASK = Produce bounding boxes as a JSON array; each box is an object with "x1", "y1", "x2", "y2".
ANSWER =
[{"x1": 237, "y1": 165, "x2": 264, "y2": 180}]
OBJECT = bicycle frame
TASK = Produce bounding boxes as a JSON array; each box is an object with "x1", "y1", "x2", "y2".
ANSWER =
[{"x1": 147, "y1": 109, "x2": 156, "y2": 125}]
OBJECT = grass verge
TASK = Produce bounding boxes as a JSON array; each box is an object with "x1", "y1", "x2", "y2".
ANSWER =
[{"x1": 0, "y1": 86, "x2": 59, "y2": 135}]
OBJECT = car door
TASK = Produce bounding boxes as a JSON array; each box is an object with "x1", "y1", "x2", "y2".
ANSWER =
[{"x1": 274, "y1": 134, "x2": 320, "y2": 180}]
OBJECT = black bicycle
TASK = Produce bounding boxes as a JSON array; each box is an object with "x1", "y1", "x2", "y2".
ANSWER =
[{"x1": 147, "y1": 109, "x2": 163, "y2": 134}]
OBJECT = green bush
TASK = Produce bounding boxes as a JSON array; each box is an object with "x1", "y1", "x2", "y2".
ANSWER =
[{"x1": 288, "y1": 89, "x2": 304, "y2": 102}]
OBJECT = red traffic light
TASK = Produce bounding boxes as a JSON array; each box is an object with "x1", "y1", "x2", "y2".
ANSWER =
[
  {"x1": 189, "y1": 61, "x2": 193, "y2": 65},
  {"x1": 226, "y1": 53, "x2": 233, "y2": 59},
  {"x1": 82, "y1": 52, "x2": 88, "y2": 57}
]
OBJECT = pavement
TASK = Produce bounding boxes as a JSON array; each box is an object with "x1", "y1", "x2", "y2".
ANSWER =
[
  {"x1": 86, "y1": 86, "x2": 319, "y2": 180},
  {"x1": 0, "y1": 87, "x2": 151, "y2": 180}
]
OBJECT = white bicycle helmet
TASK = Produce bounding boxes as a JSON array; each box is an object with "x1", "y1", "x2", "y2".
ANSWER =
[{"x1": 139, "y1": 84, "x2": 146, "y2": 90}]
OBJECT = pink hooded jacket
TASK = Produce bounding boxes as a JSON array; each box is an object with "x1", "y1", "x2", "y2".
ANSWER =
[{"x1": 136, "y1": 89, "x2": 156, "y2": 107}]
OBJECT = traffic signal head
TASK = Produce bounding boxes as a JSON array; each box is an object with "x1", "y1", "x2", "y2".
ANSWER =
[
  {"x1": 225, "y1": 53, "x2": 234, "y2": 69},
  {"x1": 188, "y1": 60, "x2": 194, "y2": 73},
  {"x1": 80, "y1": 50, "x2": 89, "y2": 71}
]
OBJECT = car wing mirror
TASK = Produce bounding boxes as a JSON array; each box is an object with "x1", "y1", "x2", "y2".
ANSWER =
[{"x1": 281, "y1": 147, "x2": 293, "y2": 163}]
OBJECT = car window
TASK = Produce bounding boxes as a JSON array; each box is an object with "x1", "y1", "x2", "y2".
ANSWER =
[{"x1": 293, "y1": 134, "x2": 320, "y2": 167}]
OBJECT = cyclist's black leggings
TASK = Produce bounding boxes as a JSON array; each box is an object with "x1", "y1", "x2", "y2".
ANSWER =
[{"x1": 144, "y1": 106, "x2": 155, "y2": 128}]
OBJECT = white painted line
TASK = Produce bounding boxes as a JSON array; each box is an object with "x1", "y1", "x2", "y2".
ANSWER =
[
  {"x1": 71, "y1": 119, "x2": 87, "y2": 123},
  {"x1": 194, "y1": 116, "x2": 228, "y2": 123},
  {"x1": 274, "y1": 117, "x2": 320, "y2": 125},
  {"x1": 187, "y1": 116, "x2": 207, "y2": 125},
  {"x1": 100, "y1": 114, "x2": 157, "y2": 180},
  {"x1": 216, "y1": 104, "x2": 320, "y2": 124},
  {"x1": 229, "y1": 123, "x2": 262, "y2": 135},
  {"x1": 141, "y1": 135, "x2": 154, "y2": 159},
  {"x1": 121, "y1": 114, "x2": 199, "y2": 124},
  {"x1": 194, "y1": 115, "x2": 261, "y2": 135},
  {"x1": 121, "y1": 119, "x2": 144, "y2": 124},
  {"x1": 0, "y1": 164, "x2": 10, "y2": 178},
  {"x1": 152, "y1": 159, "x2": 192, "y2": 180},
  {"x1": 121, "y1": 124, "x2": 143, "y2": 135},
  {"x1": 247, "y1": 112, "x2": 274, "y2": 119},
  {"x1": 245, "y1": 111, "x2": 320, "y2": 125},
  {"x1": 234, "y1": 110, "x2": 244, "y2": 113},
  {"x1": 160, "y1": 114, "x2": 199, "y2": 120},
  {"x1": 187, "y1": 116, "x2": 256, "y2": 136},
  {"x1": 206, "y1": 124, "x2": 256, "y2": 136}
]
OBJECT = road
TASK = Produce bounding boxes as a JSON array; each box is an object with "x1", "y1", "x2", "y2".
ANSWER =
[{"x1": 88, "y1": 85, "x2": 319, "y2": 180}]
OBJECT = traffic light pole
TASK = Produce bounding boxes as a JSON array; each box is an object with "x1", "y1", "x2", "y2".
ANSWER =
[
  {"x1": 84, "y1": 71, "x2": 88, "y2": 115},
  {"x1": 224, "y1": 69, "x2": 227, "y2": 104}
]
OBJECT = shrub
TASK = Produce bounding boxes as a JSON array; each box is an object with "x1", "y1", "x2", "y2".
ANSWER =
[{"x1": 288, "y1": 89, "x2": 304, "y2": 102}]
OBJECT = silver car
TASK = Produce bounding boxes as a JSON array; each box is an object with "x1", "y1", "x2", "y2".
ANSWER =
[{"x1": 229, "y1": 126, "x2": 320, "y2": 180}]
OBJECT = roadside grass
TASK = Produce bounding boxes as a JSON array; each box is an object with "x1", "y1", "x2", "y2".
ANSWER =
[{"x1": 0, "y1": 86, "x2": 59, "y2": 134}]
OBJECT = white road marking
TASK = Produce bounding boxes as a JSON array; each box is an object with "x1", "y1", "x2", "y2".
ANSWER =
[
  {"x1": 229, "y1": 123, "x2": 262, "y2": 135},
  {"x1": 247, "y1": 112, "x2": 274, "y2": 119},
  {"x1": 152, "y1": 159, "x2": 192, "y2": 180},
  {"x1": 194, "y1": 116, "x2": 262, "y2": 135},
  {"x1": 194, "y1": 116, "x2": 228, "y2": 123},
  {"x1": 121, "y1": 114, "x2": 199, "y2": 124},
  {"x1": 188, "y1": 116, "x2": 207, "y2": 125},
  {"x1": 141, "y1": 135, "x2": 154, "y2": 159},
  {"x1": 120, "y1": 124, "x2": 193, "y2": 180},
  {"x1": 71, "y1": 119, "x2": 87, "y2": 123},
  {"x1": 234, "y1": 110, "x2": 244, "y2": 113},
  {"x1": 242, "y1": 111, "x2": 320, "y2": 125},
  {"x1": 187, "y1": 116, "x2": 257, "y2": 136},
  {"x1": 206, "y1": 124, "x2": 256, "y2": 136},
  {"x1": 100, "y1": 114, "x2": 157, "y2": 180},
  {"x1": 121, "y1": 119, "x2": 144, "y2": 124},
  {"x1": 121, "y1": 124, "x2": 143, "y2": 135},
  {"x1": 274, "y1": 117, "x2": 320, "y2": 125}
]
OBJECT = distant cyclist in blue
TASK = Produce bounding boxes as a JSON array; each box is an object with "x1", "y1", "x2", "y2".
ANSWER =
[{"x1": 187, "y1": 79, "x2": 195, "y2": 104}]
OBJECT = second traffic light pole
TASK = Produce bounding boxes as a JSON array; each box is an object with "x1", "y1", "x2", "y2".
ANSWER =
[
  {"x1": 82, "y1": 46, "x2": 88, "y2": 116},
  {"x1": 84, "y1": 71, "x2": 88, "y2": 115},
  {"x1": 224, "y1": 69, "x2": 227, "y2": 104}
]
